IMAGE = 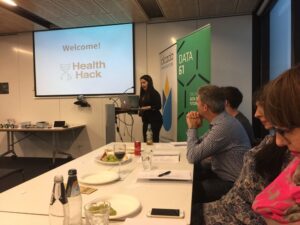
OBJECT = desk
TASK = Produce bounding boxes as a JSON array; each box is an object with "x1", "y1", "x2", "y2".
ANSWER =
[
  {"x1": 0, "y1": 142, "x2": 193, "y2": 225},
  {"x1": 0, "y1": 125, "x2": 85, "y2": 163}
]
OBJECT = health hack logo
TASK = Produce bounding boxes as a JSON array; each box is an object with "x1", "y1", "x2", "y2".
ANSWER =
[
  {"x1": 60, "y1": 61, "x2": 105, "y2": 81},
  {"x1": 60, "y1": 64, "x2": 72, "y2": 80}
]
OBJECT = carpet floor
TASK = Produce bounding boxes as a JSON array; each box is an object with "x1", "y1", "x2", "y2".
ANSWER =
[{"x1": 0, "y1": 156, "x2": 72, "y2": 193}]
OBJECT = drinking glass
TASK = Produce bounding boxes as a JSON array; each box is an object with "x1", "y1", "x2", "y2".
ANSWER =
[
  {"x1": 141, "y1": 149, "x2": 153, "y2": 171},
  {"x1": 84, "y1": 200, "x2": 110, "y2": 225},
  {"x1": 113, "y1": 143, "x2": 126, "y2": 177}
]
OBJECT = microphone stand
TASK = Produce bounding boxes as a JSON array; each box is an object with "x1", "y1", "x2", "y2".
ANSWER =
[{"x1": 112, "y1": 86, "x2": 134, "y2": 142}]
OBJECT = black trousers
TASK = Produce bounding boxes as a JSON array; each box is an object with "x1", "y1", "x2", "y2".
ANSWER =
[
  {"x1": 190, "y1": 161, "x2": 234, "y2": 225},
  {"x1": 142, "y1": 121, "x2": 162, "y2": 142},
  {"x1": 192, "y1": 160, "x2": 234, "y2": 204},
  {"x1": 190, "y1": 203, "x2": 204, "y2": 225}
]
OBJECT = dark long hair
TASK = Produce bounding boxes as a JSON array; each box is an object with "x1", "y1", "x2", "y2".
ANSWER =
[
  {"x1": 253, "y1": 86, "x2": 289, "y2": 183},
  {"x1": 257, "y1": 65, "x2": 300, "y2": 183},
  {"x1": 254, "y1": 138, "x2": 288, "y2": 183},
  {"x1": 139, "y1": 74, "x2": 154, "y2": 105}
]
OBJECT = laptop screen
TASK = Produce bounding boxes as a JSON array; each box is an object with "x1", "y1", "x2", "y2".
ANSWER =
[{"x1": 119, "y1": 95, "x2": 140, "y2": 109}]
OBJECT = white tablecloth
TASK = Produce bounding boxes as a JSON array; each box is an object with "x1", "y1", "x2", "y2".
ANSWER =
[{"x1": 0, "y1": 142, "x2": 193, "y2": 225}]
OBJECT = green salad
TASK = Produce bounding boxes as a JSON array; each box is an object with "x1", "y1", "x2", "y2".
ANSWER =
[
  {"x1": 88, "y1": 203, "x2": 117, "y2": 216},
  {"x1": 101, "y1": 154, "x2": 118, "y2": 162}
]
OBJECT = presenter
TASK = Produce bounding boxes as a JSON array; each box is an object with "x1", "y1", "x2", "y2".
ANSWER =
[{"x1": 138, "y1": 75, "x2": 163, "y2": 142}]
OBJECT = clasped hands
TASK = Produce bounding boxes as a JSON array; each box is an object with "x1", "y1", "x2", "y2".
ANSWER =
[{"x1": 186, "y1": 111, "x2": 202, "y2": 129}]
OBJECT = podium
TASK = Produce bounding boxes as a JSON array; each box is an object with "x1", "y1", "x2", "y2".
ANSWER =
[{"x1": 105, "y1": 104, "x2": 138, "y2": 144}]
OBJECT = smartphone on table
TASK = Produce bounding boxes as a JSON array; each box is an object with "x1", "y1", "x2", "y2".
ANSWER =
[{"x1": 147, "y1": 208, "x2": 184, "y2": 218}]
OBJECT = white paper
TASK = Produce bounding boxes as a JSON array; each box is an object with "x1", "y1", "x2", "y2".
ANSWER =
[
  {"x1": 153, "y1": 143, "x2": 174, "y2": 149},
  {"x1": 137, "y1": 170, "x2": 192, "y2": 181},
  {"x1": 152, "y1": 155, "x2": 179, "y2": 163},
  {"x1": 153, "y1": 150, "x2": 180, "y2": 156},
  {"x1": 124, "y1": 217, "x2": 187, "y2": 225}
]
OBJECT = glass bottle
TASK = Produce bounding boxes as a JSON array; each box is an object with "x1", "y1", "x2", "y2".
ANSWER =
[
  {"x1": 66, "y1": 169, "x2": 82, "y2": 225},
  {"x1": 49, "y1": 175, "x2": 69, "y2": 225},
  {"x1": 146, "y1": 124, "x2": 153, "y2": 145}
]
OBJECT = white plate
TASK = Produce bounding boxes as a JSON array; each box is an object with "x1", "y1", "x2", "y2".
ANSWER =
[
  {"x1": 95, "y1": 154, "x2": 132, "y2": 165},
  {"x1": 87, "y1": 194, "x2": 141, "y2": 220},
  {"x1": 79, "y1": 171, "x2": 119, "y2": 185}
]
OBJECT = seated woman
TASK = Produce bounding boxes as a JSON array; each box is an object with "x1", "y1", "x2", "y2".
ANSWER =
[
  {"x1": 191, "y1": 89, "x2": 292, "y2": 225},
  {"x1": 252, "y1": 65, "x2": 300, "y2": 225}
]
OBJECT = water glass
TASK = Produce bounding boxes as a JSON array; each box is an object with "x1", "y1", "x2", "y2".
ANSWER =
[
  {"x1": 84, "y1": 200, "x2": 110, "y2": 225},
  {"x1": 141, "y1": 149, "x2": 153, "y2": 171}
]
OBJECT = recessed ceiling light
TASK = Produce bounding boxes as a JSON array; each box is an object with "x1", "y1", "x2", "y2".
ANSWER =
[{"x1": 2, "y1": 0, "x2": 17, "y2": 6}]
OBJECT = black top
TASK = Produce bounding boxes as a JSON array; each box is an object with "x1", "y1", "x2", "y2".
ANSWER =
[
  {"x1": 235, "y1": 112, "x2": 257, "y2": 147},
  {"x1": 139, "y1": 88, "x2": 163, "y2": 124}
]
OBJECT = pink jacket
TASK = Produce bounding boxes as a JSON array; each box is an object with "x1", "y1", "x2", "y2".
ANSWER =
[{"x1": 252, "y1": 157, "x2": 300, "y2": 224}]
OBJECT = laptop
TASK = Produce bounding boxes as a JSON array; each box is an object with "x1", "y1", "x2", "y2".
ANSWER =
[{"x1": 119, "y1": 95, "x2": 140, "y2": 110}]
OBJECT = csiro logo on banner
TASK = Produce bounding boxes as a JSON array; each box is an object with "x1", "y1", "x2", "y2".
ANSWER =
[{"x1": 162, "y1": 77, "x2": 172, "y2": 131}]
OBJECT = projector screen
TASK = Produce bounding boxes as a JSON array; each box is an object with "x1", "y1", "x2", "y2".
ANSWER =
[
  {"x1": 269, "y1": 0, "x2": 291, "y2": 79},
  {"x1": 33, "y1": 23, "x2": 135, "y2": 97}
]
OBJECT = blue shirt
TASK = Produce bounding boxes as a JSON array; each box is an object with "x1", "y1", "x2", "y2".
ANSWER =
[{"x1": 187, "y1": 111, "x2": 251, "y2": 182}]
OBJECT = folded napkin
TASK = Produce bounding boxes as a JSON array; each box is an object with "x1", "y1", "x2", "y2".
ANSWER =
[{"x1": 252, "y1": 157, "x2": 300, "y2": 223}]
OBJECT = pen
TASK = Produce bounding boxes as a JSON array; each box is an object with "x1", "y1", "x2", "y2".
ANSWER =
[{"x1": 158, "y1": 171, "x2": 171, "y2": 177}]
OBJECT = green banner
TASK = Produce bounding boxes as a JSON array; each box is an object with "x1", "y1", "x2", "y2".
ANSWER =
[{"x1": 177, "y1": 25, "x2": 211, "y2": 141}]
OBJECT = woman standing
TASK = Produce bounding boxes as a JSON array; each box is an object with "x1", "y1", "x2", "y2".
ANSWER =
[{"x1": 138, "y1": 75, "x2": 163, "y2": 142}]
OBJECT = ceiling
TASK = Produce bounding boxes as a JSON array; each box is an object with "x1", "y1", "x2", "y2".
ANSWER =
[{"x1": 0, "y1": 0, "x2": 264, "y2": 35}]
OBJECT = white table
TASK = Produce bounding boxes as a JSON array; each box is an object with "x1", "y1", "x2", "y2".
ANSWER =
[
  {"x1": 0, "y1": 125, "x2": 85, "y2": 163},
  {"x1": 0, "y1": 142, "x2": 193, "y2": 225}
]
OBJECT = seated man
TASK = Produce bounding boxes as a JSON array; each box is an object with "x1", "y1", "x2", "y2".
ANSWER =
[
  {"x1": 186, "y1": 85, "x2": 251, "y2": 203},
  {"x1": 222, "y1": 86, "x2": 257, "y2": 146}
]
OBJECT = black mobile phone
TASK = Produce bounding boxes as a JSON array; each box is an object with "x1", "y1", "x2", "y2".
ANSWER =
[{"x1": 147, "y1": 208, "x2": 184, "y2": 218}]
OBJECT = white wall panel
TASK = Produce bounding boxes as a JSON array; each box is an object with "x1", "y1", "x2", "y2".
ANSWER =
[{"x1": 197, "y1": 16, "x2": 252, "y2": 120}]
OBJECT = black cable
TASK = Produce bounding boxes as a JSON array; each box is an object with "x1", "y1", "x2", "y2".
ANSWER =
[
  {"x1": 116, "y1": 112, "x2": 135, "y2": 141},
  {"x1": 115, "y1": 115, "x2": 123, "y2": 142},
  {"x1": 110, "y1": 94, "x2": 136, "y2": 142}
]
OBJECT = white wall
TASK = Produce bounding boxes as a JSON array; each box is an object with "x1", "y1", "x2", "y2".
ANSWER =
[
  {"x1": 198, "y1": 16, "x2": 253, "y2": 120},
  {"x1": 0, "y1": 15, "x2": 252, "y2": 158}
]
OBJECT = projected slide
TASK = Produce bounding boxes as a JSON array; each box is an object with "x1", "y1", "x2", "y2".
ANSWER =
[{"x1": 33, "y1": 23, "x2": 134, "y2": 96}]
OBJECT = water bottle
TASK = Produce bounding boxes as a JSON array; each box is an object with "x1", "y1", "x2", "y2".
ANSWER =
[
  {"x1": 146, "y1": 124, "x2": 153, "y2": 145},
  {"x1": 66, "y1": 169, "x2": 82, "y2": 225},
  {"x1": 49, "y1": 175, "x2": 69, "y2": 225}
]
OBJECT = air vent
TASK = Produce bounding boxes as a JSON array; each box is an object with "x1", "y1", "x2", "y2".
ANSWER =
[
  {"x1": 0, "y1": 3, "x2": 58, "y2": 29},
  {"x1": 137, "y1": 0, "x2": 164, "y2": 19}
]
